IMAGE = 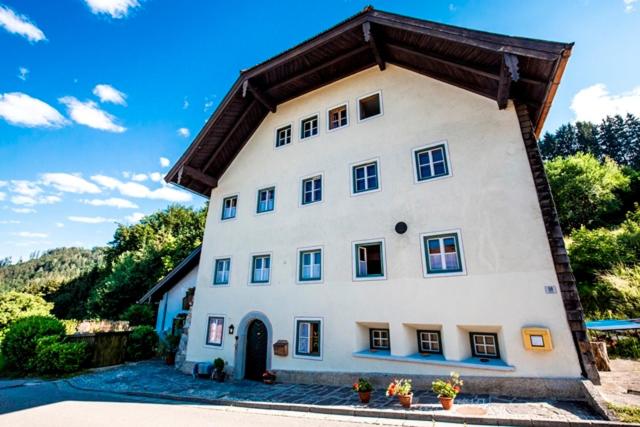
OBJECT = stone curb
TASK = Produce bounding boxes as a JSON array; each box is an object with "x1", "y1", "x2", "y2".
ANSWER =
[{"x1": 64, "y1": 380, "x2": 640, "y2": 427}]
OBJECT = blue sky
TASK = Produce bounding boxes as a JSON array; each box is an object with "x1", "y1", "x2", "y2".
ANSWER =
[{"x1": 0, "y1": 0, "x2": 639, "y2": 261}]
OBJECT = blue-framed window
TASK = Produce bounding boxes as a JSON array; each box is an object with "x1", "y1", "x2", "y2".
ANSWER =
[
  {"x1": 221, "y1": 196, "x2": 237, "y2": 220},
  {"x1": 206, "y1": 316, "x2": 224, "y2": 347},
  {"x1": 424, "y1": 233, "x2": 463, "y2": 274},
  {"x1": 299, "y1": 249, "x2": 321, "y2": 281},
  {"x1": 276, "y1": 125, "x2": 291, "y2": 147},
  {"x1": 355, "y1": 241, "x2": 384, "y2": 278},
  {"x1": 256, "y1": 187, "x2": 275, "y2": 213},
  {"x1": 295, "y1": 319, "x2": 321, "y2": 357},
  {"x1": 352, "y1": 161, "x2": 379, "y2": 194},
  {"x1": 251, "y1": 255, "x2": 271, "y2": 284},
  {"x1": 415, "y1": 144, "x2": 449, "y2": 181},
  {"x1": 213, "y1": 258, "x2": 230, "y2": 285},
  {"x1": 301, "y1": 115, "x2": 318, "y2": 139},
  {"x1": 302, "y1": 176, "x2": 322, "y2": 205}
]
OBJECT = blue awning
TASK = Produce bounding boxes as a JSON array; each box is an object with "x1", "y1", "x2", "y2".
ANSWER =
[{"x1": 585, "y1": 319, "x2": 640, "y2": 331}]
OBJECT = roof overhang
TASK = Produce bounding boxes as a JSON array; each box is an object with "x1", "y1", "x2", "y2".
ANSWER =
[
  {"x1": 138, "y1": 246, "x2": 201, "y2": 304},
  {"x1": 166, "y1": 7, "x2": 573, "y2": 197}
]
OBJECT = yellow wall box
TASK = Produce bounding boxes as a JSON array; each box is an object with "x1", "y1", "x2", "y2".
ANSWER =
[{"x1": 522, "y1": 327, "x2": 553, "y2": 351}]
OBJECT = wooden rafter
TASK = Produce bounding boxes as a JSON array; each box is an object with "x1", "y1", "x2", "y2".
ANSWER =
[
  {"x1": 362, "y1": 22, "x2": 385, "y2": 71},
  {"x1": 183, "y1": 165, "x2": 218, "y2": 188},
  {"x1": 243, "y1": 80, "x2": 277, "y2": 113}
]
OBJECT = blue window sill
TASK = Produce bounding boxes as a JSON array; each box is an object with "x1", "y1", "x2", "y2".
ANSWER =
[{"x1": 352, "y1": 350, "x2": 515, "y2": 372}]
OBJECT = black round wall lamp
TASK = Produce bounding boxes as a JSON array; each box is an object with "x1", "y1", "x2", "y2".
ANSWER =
[{"x1": 395, "y1": 221, "x2": 408, "y2": 234}]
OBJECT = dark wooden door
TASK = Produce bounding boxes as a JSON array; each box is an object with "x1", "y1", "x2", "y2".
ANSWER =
[{"x1": 245, "y1": 319, "x2": 267, "y2": 380}]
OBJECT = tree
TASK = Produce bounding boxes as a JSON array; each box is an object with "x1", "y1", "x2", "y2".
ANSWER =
[
  {"x1": 546, "y1": 153, "x2": 629, "y2": 231},
  {"x1": 0, "y1": 291, "x2": 53, "y2": 334}
]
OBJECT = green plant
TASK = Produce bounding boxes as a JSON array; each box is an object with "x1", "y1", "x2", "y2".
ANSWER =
[
  {"x1": 61, "y1": 319, "x2": 80, "y2": 335},
  {"x1": 125, "y1": 325, "x2": 158, "y2": 361},
  {"x1": 0, "y1": 316, "x2": 65, "y2": 372},
  {"x1": 608, "y1": 403, "x2": 640, "y2": 423},
  {"x1": 386, "y1": 378, "x2": 412, "y2": 397},
  {"x1": 121, "y1": 304, "x2": 155, "y2": 327},
  {"x1": 33, "y1": 336, "x2": 88, "y2": 375},
  {"x1": 432, "y1": 372, "x2": 464, "y2": 398},
  {"x1": 158, "y1": 333, "x2": 181, "y2": 356},
  {"x1": 609, "y1": 337, "x2": 640, "y2": 360},
  {"x1": 213, "y1": 357, "x2": 225, "y2": 372},
  {"x1": 0, "y1": 292, "x2": 53, "y2": 341},
  {"x1": 352, "y1": 378, "x2": 373, "y2": 393}
]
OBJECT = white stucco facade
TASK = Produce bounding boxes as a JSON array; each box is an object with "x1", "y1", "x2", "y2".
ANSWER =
[
  {"x1": 155, "y1": 266, "x2": 198, "y2": 336},
  {"x1": 185, "y1": 64, "x2": 582, "y2": 379}
]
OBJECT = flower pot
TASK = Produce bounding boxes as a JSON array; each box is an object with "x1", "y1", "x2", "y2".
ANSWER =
[
  {"x1": 439, "y1": 396, "x2": 454, "y2": 410},
  {"x1": 165, "y1": 352, "x2": 176, "y2": 365},
  {"x1": 358, "y1": 391, "x2": 371, "y2": 404},
  {"x1": 213, "y1": 370, "x2": 226, "y2": 382},
  {"x1": 398, "y1": 393, "x2": 413, "y2": 408}
]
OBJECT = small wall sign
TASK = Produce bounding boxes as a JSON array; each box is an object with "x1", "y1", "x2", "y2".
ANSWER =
[{"x1": 273, "y1": 340, "x2": 288, "y2": 356}]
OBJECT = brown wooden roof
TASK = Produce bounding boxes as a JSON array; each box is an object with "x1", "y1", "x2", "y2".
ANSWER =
[{"x1": 166, "y1": 7, "x2": 573, "y2": 197}]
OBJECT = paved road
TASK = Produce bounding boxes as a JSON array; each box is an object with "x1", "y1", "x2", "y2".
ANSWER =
[{"x1": 0, "y1": 381, "x2": 478, "y2": 427}]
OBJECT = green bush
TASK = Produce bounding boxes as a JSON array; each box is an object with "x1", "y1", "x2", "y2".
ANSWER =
[
  {"x1": 609, "y1": 337, "x2": 640, "y2": 360},
  {"x1": 121, "y1": 304, "x2": 155, "y2": 327},
  {"x1": 0, "y1": 292, "x2": 53, "y2": 341},
  {"x1": 60, "y1": 319, "x2": 79, "y2": 335},
  {"x1": 0, "y1": 316, "x2": 65, "y2": 372},
  {"x1": 33, "y1": 336, "x2": 88, "y2": 375},
  {"x1": 126, "y1": 325, "x2": 158, "y2": 361}
]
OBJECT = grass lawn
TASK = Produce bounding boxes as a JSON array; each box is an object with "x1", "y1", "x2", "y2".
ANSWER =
[{"x1": 609, "y1": 403, "x2": 640, "y2": 423}]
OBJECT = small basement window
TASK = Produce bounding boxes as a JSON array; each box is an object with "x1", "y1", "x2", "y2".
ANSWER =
[
  {"x1": 369, "y1": 328, "x2": 390, "y2": 350},
  {"x1": 275, "y1": 125, "x2": 291, "y2": 147},
  {"x1": 328, "y1": 104, "x2": 348, "y2": 130},
  {"x1": 417, "y1": 330, "x2": 442, "y2": 354},
  {"x1": 470, "y1": 332, "x2": 500, "y2": 359},
  {"x1": 354, "y1": 241, "x2": 384, "y2": 279},
  {"x1": 358, "y1": 92, "x2": 382, "y2": 121},
  {"x1": 301, "y1": 115, "x2": 318, "y2": 139},
  {"x1": 296, "y1": 319, "x2": 321, "y2": 358}
]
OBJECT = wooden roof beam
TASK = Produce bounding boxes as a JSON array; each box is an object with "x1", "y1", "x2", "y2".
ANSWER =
[
  {"x1": 182, "y1": 165, "x2": 218, "y2": 188},
  {"x1": 496, "y1": 53, "x2": 519, "y2": 109},
  {"x1": 362, "y1": 22, "x2": 385, "y2": 71},
  {"x1": 243, "y1": 80, "x2": 276, "y2": 113}
]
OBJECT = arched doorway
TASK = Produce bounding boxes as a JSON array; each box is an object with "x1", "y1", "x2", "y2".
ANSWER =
[{"x1": 244, "y1": 319, "x2": 268, "y2": 380}]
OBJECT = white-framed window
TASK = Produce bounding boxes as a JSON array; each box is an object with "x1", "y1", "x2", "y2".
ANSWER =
[
  {"x1": 294, "y1": 318, "x2": 322, "y2": 359},
  {"x1": 328, "y1": 103, "x2": 348, "y2": 130},
  {"x1": 298, "y1": 248, "x2": 322, "y2": 282},
  {"x1": 357, "y1": 91, "x2": 383, "y2": 121},
  {"x1": 417, "y1": 330, "x2": 442, "y2": 354},
  {"x1": 421, "y1": 230, "x2": 466, "y2": 277},
  {"x1": 300, "y1": 115, "x2": 318, "y2": 139},
  {"x1": 250, "y1": 254, "x2": 271, "y2": 284},
  {"x1": 353, "y1": 239, "x2": 386, "y2": 281},
  {"x1": 470, "y1": 333, "x2": 500, "y2": 358},
  {"x1": 301, "y1": 175, "x2": 322, "y2": 205},
  {"x1": 206, "y1": 316, "x2": 224, "y2": 347},
  {"x1": 369, "y1": 328, "x2": 390, "y2": 350},
  {"x1": 275, "y1": 124, "x2": 292, "y2": 148},
  {"x1": 256, "y1": 187, "x2": 275, "y2": 213},
  {"x1": 413, "y1": 142, "x2": 451, "y2": 182},
  {"x1": 352, "y1": 160, "x2": 380, "y2": 194},
  {"x1": 221, "y1": 195, "x2": 237, "y2": 220},
  {"x1": 213, "y1": 258, "x2": 230, "y2": 285}
]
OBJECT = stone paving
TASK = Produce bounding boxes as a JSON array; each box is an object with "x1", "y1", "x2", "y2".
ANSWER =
[{"x1": 68, "y1": 360, "x2": 602, "y2": 424}]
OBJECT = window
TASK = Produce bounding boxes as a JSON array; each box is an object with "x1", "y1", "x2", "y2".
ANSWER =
[
  {"x1": 221, "y1": 196, "x2": 237, "y2": 220},
  {"x1": 275, "y1": 125, "x2": 292, "y2": 147},
  {"x1": 206, "y1": 316, "x2": 224, "y2": 346},
  {"x1": 213, "y1": 258, "x2": 230, "y2": 285},
  {"x1": 352, "y1": 161, "x2": 379, "y2": 194},
  {"x1": 295, "y1": 319, "x2": 321, "y2": 357},
  {"x1": 354, "y1": 241, "x2": 385, "y2": 279},
  {"x1": 358, "y1": 92, "x2": 382, "y2": 121},
  {"x1": 414, "y1": 144, "x2": 450, "y2": 181},
  {"x1": 302, "y1": 175, "x2": 322, "y2": 205},
  {"x1": 251, "y1": 254, "x2": 271, "y2": 284},
  {"x1": 369, "y1": 328, "x2": 390, "y2": 350},
  {"x1": 299, "y1": 249, "x2": 322, "y2": 282},
  {"x1": 328, "y1": 104, "x2": 348, "y2": 130},
  {"x1": 423, "y1": 232, "x2": 463, "y2": 275},
  {"x1": 256, "y1": 187, "x2": 275, "y2": 213},
  {"x1": 470, "y1": 333, "x2": 500, "y2": 358},
  {"x1": 417, "y1": 330, "x2": 442, "y2": 354},
  {"x1": 300, "y1": 115, "x2": 318, "y2": 139}
]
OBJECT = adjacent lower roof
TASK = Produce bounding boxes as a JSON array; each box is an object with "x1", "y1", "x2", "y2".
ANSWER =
[
  {"x1": 138, "y1": 246, "x2": 201, "y2": 304},
  {"x1": 166, "y1": 7, "x2": 573, "y2": 197},
  {"x1": 585, "y1": 319, "x2": 640, "y2": 332}
]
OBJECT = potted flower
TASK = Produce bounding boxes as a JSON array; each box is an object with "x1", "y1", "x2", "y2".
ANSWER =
[
  {"x1": 262, "y1": 370, "x2": 276, "y2": 384},
  {"x1": 352, "y1": 378, "x2": 373, "y2": 404},
  {"x1": 386, "y1": 378, "x2": 413, "y2": 408},
  {"x1": 159, "y1": 334, "x2": 181, "y2": 365},
  {"x1": 212, "y1": 357, "x2": 226, "y2": 382},
  {"x1": 432, "y1": 372, "x2": 463, "y2": 410}
]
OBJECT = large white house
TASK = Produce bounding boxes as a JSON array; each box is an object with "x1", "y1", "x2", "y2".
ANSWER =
[{"x1": 165, "y1": 8, "x2": 599, "y2": 396}]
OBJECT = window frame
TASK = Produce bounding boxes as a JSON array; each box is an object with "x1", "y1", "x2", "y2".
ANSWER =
[
  {"x1": 256, "y1": 186, "x2": 276, "y2": 214},
  {"x1": 356, "y1": 90, "x2": 383, "y2": 122},
  {"x1": 420, "y1": 230, "x2": 466, "y2": 277},
  {"x1": 213, "y1": 257, "x2": 231, "y2": 286},
  {"x1": 249, "y1": 253, "x2": 272, "y2": 285},
  {"x1": 416, "y1": 329, "x2": 443, "y2": 354},
  {"x1": 297, "y1": 246, "x2": 323, "y2": 284},
  {"x1": 300, "y1": 173, "x2": 323, "y2": 206},
  {"x1": 412, "y1": 141, "x2": 452, "y2": 184},
  {"x1": 274, "y1": 123, "x2": 293, "y2": 149},
  {"x1": 469, "y1": 332, "x2": 500, "y2": 359},
  {"x1": 369, "y1": 328, "x2": 390, "y2": 351},
  {"x1": 352, "y1": 238, "x2": 387, "y2": 281},
  {"x1": 300, "y1": 113, "x2": 319, "y2": 140},
  {"x1": 326, "y1": 102, "x2": 349, "y2": 132},
  {"x1": 293, "y1": 317, "x2": 323, "y2": 360},
  {"x1": 350, "y1": 158, "x2": 381, "y2": 196},
  {"x1": 220, "y1": 195, "x2": 238, "y2": 221},
  {"x1": 205, "y1": 315, "x2": 225, "y2": 348}
]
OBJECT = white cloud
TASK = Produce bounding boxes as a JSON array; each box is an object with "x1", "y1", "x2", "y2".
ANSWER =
[
  {"x1": 91, "y1": 174, "x2": 121, "y2": 189},
  {"x1": 92, "y1": 84, "x2": 127, "y2": 105},
  {"x1": 17, "y1": 67, "x2": 29, "y2": 81},
  {"x1": 0, "y1": 92, "x2": 67, "y2": 128},
  {"x1": 12, "y1": 231, "x2": 48, "y2": 238},
  {"x1": 625, "y1": 0, "x2": 638, "y2": 13},
  {"x1": 131, "y1": 173, "x2": 147, "y2": 182},
  {"x1": 55, "y1": 222, "x2": 64, "y2": 228},
  {"x1": 0, "y1": 180, "x2": 7, "y2": 187},
  {"x1": 41, "y1": 173, "x2": 101, "y2": 194},
  {"x1": 10, "y1": 194, "x2": 60, "y2": 206},
  {"x1": 0, "y1": 219, "x2": 20, "y2": 224},
  {"x1": 448, "y1": 3, "x2": 457, "y2": 12},
  {"x1": 149, "y1": 172, "x2": 163, "y2": 182},
  {"x1": 59, "y1": 96, "x2": 126, "y2": 133},
  {"x1": 12, "y1": 208, "x2": 36, "y2": 214},
  {"x1": 84, "y1": 0, "x2": 140, "y2": 19},
  {"x1": 571, "y1": 84, "x2": 640, "y2": 123},
  {"x1": 0, "y1": 192, "x2": 5, "y2": 201},
  {"x1": 124, "y1": 212, "x2": 145, "y2": 223},
  {"x1": 159, "y1": 157, "x2": 170, "y2": 168},
  {"x1": 204, "y1": 98, "x2": 214, "y2": 112},
  {"x1": 10, "y1": 180, "x2": 42, "y2": 197},
  {"x1": 177, "y1": 127, "x2": 190, "y2": 138},
  {"x1": 147, "y1": 186, "x2": 191, "y2": 202},
  {"x1": 82, "y1": 197, "x2": 138, "y2": 209},
  {"x1": 68, "y1": 215, "x2": 115, "y2": 224},
  {"x1": 90, "y1": 174, "x2": 191, "y2": 202},
  {"x1": 0, "y1": 5, "x2": 46, "y2": 42}
]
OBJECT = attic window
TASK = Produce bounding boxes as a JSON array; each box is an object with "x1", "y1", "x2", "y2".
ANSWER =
[{"x1": 358, "y1": 92, "x2": 382, "y2": 121}]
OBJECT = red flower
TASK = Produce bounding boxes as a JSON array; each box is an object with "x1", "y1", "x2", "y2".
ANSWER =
[{"x1": 453, "y1": 386, "x2": 460, "y2": 392}]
